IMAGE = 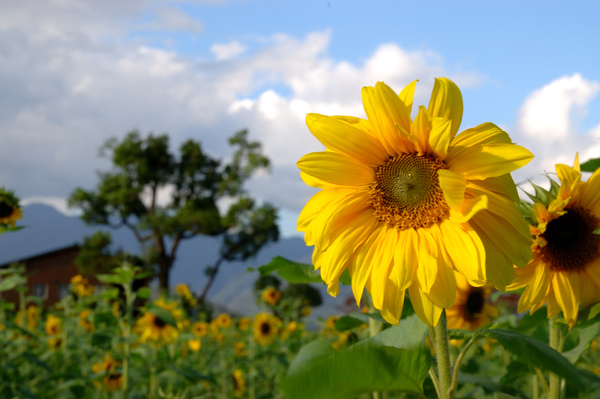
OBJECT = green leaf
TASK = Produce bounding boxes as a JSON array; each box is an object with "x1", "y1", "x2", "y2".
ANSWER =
[
  {"x1": 339, "y1": 269, "x2": 351, "y2": 286},
  {"x1": 93, "y1": 311, "x2": 118, "y2": 326},
  {"x1": 0, "y1": 274, "x2": 27, "y2": 291},
  {"x1": 562, "y1": 321, "x2": 600, "y2": 363},
  {"x1": 96, "y1": 273, "x2": 127, "y2": 285},
  {"x1": 147, "y1": 306, "x2": 177, "y2": 328},
  {"x1": 448, "y1": 329, "x2": 476, "y2": 340},
  {"x1": 168, "y1": 365, "x2": 216, "y2": 384},
  {"x1": 581, "y1": 157, "x2": 600, "y2": 172},
  {"x1": 91, "y1": 332, "x2": 113, "y2": 350},
  {"x1": 281, "y1": 314, "x2": 431, "y2": 399},
  {"x1": 479, "y1": 328, "x2": 588, "y2": 386},
  {"x1": 136, "y1": 286, "x2": 150, "y2": 299},
  {"x1": 258, "y1": 257, "x2": 323, "y2": 284},
  {"x1": 334, "y1": 315, "x2": 367, "y2": 332}
]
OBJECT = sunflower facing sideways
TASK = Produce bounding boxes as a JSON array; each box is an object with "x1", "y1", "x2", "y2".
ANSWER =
[
  {"x1": 508, "y1": 155, "x2": 600, "y2": 327},
  {"x1": 0, "y1": 188, "x2": 21, "y2": 228},
  {"x1": 446, "y1": 272, "x2": 498, "y2": 331},
  {"x1": 297, "y1": 78, "x2": 533, "y2": 326}
]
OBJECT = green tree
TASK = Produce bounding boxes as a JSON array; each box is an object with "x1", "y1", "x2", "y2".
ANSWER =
[{"x1": 69, "y1": 129, "x2": 279, "y2": 292}]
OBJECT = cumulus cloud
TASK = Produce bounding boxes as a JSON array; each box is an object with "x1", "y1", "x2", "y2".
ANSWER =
[
  {"x1": 513, "y1": 74, "x2": 600, "y2": 187},
  {"x1": 0, "y1": 1, "x2": 484, "y2": 237}
]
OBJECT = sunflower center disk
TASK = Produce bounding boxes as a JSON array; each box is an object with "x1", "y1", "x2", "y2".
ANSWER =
[
  {"x1": 370, "y1": 153, "x2": 449, "y2": 230},
  {"x1": 464, "y1": 289, "x2": 485, "y2": 321},
  {"x1": 0, "y1": 202, "x2": 14, "y2": 218},
  {"x1": 541, "y1": 206, "x2": 600, "y2": 272}
]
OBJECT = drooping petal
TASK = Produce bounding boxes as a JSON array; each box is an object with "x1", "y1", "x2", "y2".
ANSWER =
[
  {"x1": 408, "y1": 278, "x2": 443, "y2": 326},
  {"x1": 439, "y1": 220, "x2": 486, "y2": 286},
  {"x1": 553, "y1": 272, "x2": 579, "y2": 327},
  {"x1": 361, "y1": 83, "x2": 412, "y2": 155},
  {"x1": 425, "y1": 225, "x2": 456, "y2": 309},
  {"x1": 300, "y1": 171, "x2": 338, "y2": 189},
  {"x1": 299, "y1": 189, "x2": 356, "y2": 246},
  {"x1": 448, "y1": 195, "x2": 488, "y2": 224},
  {"x1": 306, "y1": 113, "x2": 388, "y2": 166},
  {"x1": 427, "y1": 77, "x2": 463, "y2": 139},
  {"x1": 505, "y1": 255, "x2": 539, "y2": 290},
  {"x1": 438, "y1": 169, "x2": 467, "y2": 211},
  {"x1": 447, "y1": 143, "x2": 534, "y2": 180},
  {"x1": 415, "y1": 228, "x2": 439, "y2": 295},
  {"x1": 390, "y1": 228, "x2": 418, "y2": 291},
  {"x1": 369, "y1": 226, "x2": 399, "y2": 309},
  {"x1": 349, "y1": 225, "x2": 386, "y2": 305},
  {"x1": 379, "y1": 281, "x2": 406, "y2": 325},
  {"x1": 517, "y1": 262, "x2": 552, "y2": 314},
  {"x1": 297, "y1": 152, "x2": 374, "y2": 186}
]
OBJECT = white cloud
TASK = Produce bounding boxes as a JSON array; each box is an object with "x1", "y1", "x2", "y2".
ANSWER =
[
  {"x1": 518, "y1": 74, "x2": 600, "y2": 141},
  {"x1": 211, "y1": 41, "x2": 246, "y2": 61},
  {"x1": 0, "y1": 2, "x2": 485, "y2": 237}
]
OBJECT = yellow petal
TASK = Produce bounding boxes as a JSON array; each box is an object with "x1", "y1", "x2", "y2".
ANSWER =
[
  {"x1": 398, "y1": 80, "x2": 418, "y2": 131},
  {"x1": 438, "y1": 169, "x2": 466, "y2": 211},
  {"x1": 581, "y1": 168, "x2": 600, "y2": 217},
  {"x1": 427, "y1": 77, "x2": 463, "y2": 139},
  {"x1": 380, "y1": 281, "x2": 405, "y2": 326},
  {"x1": 468, "y1": 173, "x2": 520, "y2": 207},
  {"x1": 553, "y1": 272, "x2": 579, "y2": 327},
  {"x1": 369, "y1": 226, "x2": 399, "y2": 309},
  {"x1": 517, "y1": 262, "x2": 552, "y2": 314},
  {"x1": 415, "y1": 228, "x2": 439, "y2": 295},
  {"x1": 408, "y1": 279, "x2": 443, "y2": 327},
  {"x1": 505, "y1": 256, "x2": 538, "y2": 290},
  {"x1": 361, "y1": 83, "x2": 412, "y2": 155},
  {"x1": 300, "y1": 171, "x2": 338, "y2": 189},
  {"x1": 425, "y1": 226, "x2": 456, "y2": 309},
  {"x1": 349, "y1": 225, "x2": 385, "y2": 305},
  {"x1": 297, "y1": 152, "x2": 374, "y2": 186},
  {"x1": 439, "y1": 220, "x2": 486, "y2": 286},
  {"x1": 390, "y1": 228, "x2": 418, "y2": 291},
  {"x1": 429, "y1": 117, "x2": 453, "y2": 159},
  {"x1": 450, "y1": 122, "x2": 511, "y2": 149},
  {"x1": 448, "y1": 194, "x2": 488, "y2": 224},
  {"x1": 448, "y1": 143, "x2": 534, "y2": 180},
  {"x1": 306, "y1": 113, "x2": 387, "y2": 166},
  {"x1": 411, "y1": 105, "x2": 432, "y2": 155}
]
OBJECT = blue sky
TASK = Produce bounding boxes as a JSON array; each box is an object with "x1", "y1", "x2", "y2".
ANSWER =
[{"x1": 1, "y1": 0, "x2": 600, "y2": 238}]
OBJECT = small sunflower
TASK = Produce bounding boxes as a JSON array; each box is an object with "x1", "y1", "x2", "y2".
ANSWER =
[
  {"x1": 446, "y1": 272, "x2": 498, "y2": 331},
  {"x1": 232, "y1": 369, "x2": 246, "y2": 397},
  {"x1": 233, "y1": 341, "x2": 247, "y2": 357},
  {"x1": 45, "y1": 314, "x2": 62, "y2": 335},
  {"x1": 253, "y1": 312, "x2": 280, "y2": 345},
  {"x1": 79, "y1": 309, "x2": 95, "y2": 333},
  {"x1": 508, "y1": 155, "x2": 600, "y2": 327},
  {"x1": 237, "y1": 317, "x2": 253, "y2": 331},
  {"x1": 48, "y1": 336, "x2": 63, "y2": 350},
  {"x1": 213, "y1": 313, "x2": 232, "y2": 329},
  {"x1": 134, "y1": 310, "x2": 178, "y2": 345},
  {"x1": 188, "y1": 339, "x2": 202, "y2": 352},
  {"x1": 0, "y1": 188, "x2": 21, "y2": 228},
  {"x1": 192, "y1": 321, "x2": 209, "y2": 337},
  {"x1": 297, "y1": 78, "x2": 533, "y2": 326},
  {"x1": 261, "y1": 286, "x2": 281, "y2": 306}
]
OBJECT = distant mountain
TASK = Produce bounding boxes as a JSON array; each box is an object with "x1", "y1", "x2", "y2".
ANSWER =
[{"x1": 0, "y1": 204, "x2": 355, "y2": 319}]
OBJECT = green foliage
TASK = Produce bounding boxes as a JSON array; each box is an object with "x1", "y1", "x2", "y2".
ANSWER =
[
  {"x1": 258, "y1": 256, "x2": 323, "y2": 284},
  {"x1": 581, "y1": 157, "x2": 600, "y2": 172},
  {"x1": 282, "y1": 314, "x2": 431, "y2": 399}
]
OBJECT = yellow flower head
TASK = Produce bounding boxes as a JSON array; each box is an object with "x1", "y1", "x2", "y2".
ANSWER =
[
  {"x1": 253, "y1": 312, "x2": 280, "y2": 345},
  {"x1": 261, "y1": 286, "x2": 282, "y2": 306},
  {"x1": 213, "y1": 313, "x2": 232, "y2": 329},
  {"x1": 238, "y1": 317, "x2": 253, "y2": 331},
  {"x1": 70, "y1": 275, "x2": 95, "y2": 297},
  {"x1": 446, "y1": 272, "x2": 498, "y2": 331},
  {"x1": 0, "y1": 188, "x2": 21, "y2": 228},
  {"x1": 188, "y1": 339, "x2": 202, "y2": 352},
  {"x1": 301, "y1": 306, "x2": 312, "y2": 317},
  {"x1": 92, "y1": 353, "x2": 120, "y2": 373},
  {"x1": 176, "y1": 283, "x2": 191, "y2": 296},
  {"x1": 134, "y1": 310, "x2": 178, "y2": 346},
  {"x1": 192, "y1": 321, "x2": 209, "y2": 337},
  {"x1": 508, "y1": 154, "x2": 600, "y2": 327},
  {"x1": 48, "y1": 336, "x2": 63, "y2": 350},
  {"x1": 297, "y1": 78, "x2": 533, "y2": 326},
  {"x1": 79, "y1": 309, "x2": 95, "y2": 333},
  {"x1": 45, "y1": 314, "x2": 62, "y2": 335},
  {"x1": 232, "y1": 369, "x2": 246, "y2": 397},
  {"x1": 233, "y1": 341, "x2": 247, "y2": 357}
]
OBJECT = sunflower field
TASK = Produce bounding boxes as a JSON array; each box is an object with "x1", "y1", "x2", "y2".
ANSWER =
[{"x1": 3, "y1": 77, "x2": 600, "y2": 399}]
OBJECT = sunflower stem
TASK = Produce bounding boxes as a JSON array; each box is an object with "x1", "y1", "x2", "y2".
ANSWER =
[
  {"x1": 449, "y1": 333, "x2": 482, "y2": 394},
  {"x1": 429, "y1": 367, "x2": 441, "y2": 398},
  {"x1": 535, "y1": 367, "x2": 551, "y2": 399},
  {"x1": 432, "y1": 310, "x2": 454, "y2": 399},
  {"x1": 549, "y1": 317, "x2": 562, "y2": 399}
]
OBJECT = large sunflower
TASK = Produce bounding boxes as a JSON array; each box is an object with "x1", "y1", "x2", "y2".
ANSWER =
[
  {"x1": 508, "y1": 155, "x2": 600, "y2": 327},
  {"x1": 446, "y1": 272, "x2": 498, "y2": 331},
  {"x1": 297, "y1": 78, "x2": 533, "y2": 326}
]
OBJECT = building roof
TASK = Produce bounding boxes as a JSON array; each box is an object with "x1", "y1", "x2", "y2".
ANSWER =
[{"x1": 0, "y1": 243, "x2": 80, "y2": 268}]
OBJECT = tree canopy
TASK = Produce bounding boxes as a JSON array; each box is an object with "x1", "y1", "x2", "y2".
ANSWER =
[{"x1": 69, "y1": 129, "x2": 279, "y2": 292}]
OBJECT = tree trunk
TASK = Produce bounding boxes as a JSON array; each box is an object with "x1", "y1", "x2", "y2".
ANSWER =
[{"x1": 158, "y1": 258, "x2": 171, "y2": 292}]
